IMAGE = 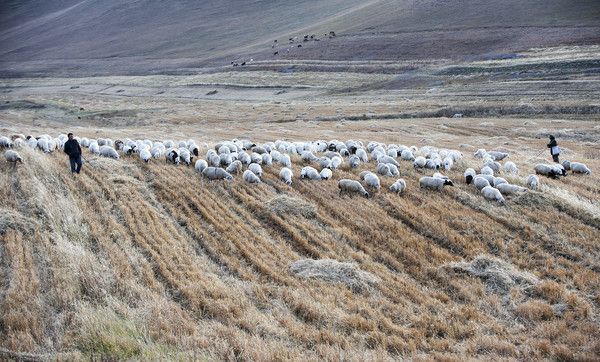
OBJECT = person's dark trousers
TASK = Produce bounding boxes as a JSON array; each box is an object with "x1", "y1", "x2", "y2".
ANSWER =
[
  {"x1": 552, "y1": 154, "x2": 559, "y2": 163},
  {"x1": 70, "y1": 155, "x2": 83, "y2": 173}
]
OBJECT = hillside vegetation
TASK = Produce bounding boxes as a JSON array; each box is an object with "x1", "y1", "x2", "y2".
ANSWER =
[{"x1": 1, "y1": 116, "x2": 599, "y2": 359}]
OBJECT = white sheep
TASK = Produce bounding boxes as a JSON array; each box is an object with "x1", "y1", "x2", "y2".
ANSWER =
[
  {"x1": 503, "y1": 161, "x2": 518, "y2": 174},
  {"x1": 300, "y1": 166, "x2": 322, "y2": 180},
  {"x1": 433, "y1": 172, "x2": 449, "y2": 180},
  {"x1": 420, "y1": 176, "x2": 454, "y2": 191},
  {"x1": 279, "y1": 167, "x2": 293, "y2": 185},
  {"x1": 320, "y1": 168, "x2": 332, "y2": 180},
  {"x1": 356, "y1": 149, "x2": 368, "y2": 163},
  {"x1": 443, "y1": 156, "x2": 453, "y2": 171},
  {"x1": 413, "y1": 156, "x2": 426, "y2": 169},
  {"x1": 140, "y1": 149, "x2": 151, "y2": 163},
  {"x1": 387, "y1": 163, "x2": 400, "y2": 176},
  {"x1": 473, "y1": 176, "x2": 491, "y2": 190},
  {"x1": 481, "y1": 186, "x2": 505, "y2": 204},
  {"x1": 301, "y1": 151, "x2": 318, "y2": 162},
  {"x1": 526, "y1": 174, "x2": 539, "y2": 190},
  {"x1": 476, "y1": 174, "x2": 496, "y2": 185},
  {"x1": 318, "y1": 157, "x2": 332, "y2": 169},
  {"x1": 0, "y1": 136, "x2": 12, "y2": 148},
  {"x1": 331, "y1": 156, "x2": 343, "y2": 169},
  {"x1": 534, "y1": 163, "x2": 565, "y2": 178},
  {"x1": 484, "y1": 161, "x2": 501, "y2": 173},
  {"x1": 261, "y1": 153, "x2": 273, "y2": 166},
  {"x1": 280, "y1": 154, "x2": 292, "y2": 168},
  {"x1": 464, "y1": 168, "x2": 476, "y2": 184},
  {"x1": 496, "y1": 183, "x2": 527, "y2": 195},
  {"x1": 202, "y1": 167, "x2": 233, "y2": 180},
  {"x1": 474, "y1": 149, "x2": 487, "y2": 158},
  {"x1": 89, "y1": 142, "x2": 100, "y2": 154},
  {"x1": 4, "y1": 150, "x2": 22, "y2": 165},
  {"x1": 401, "y1": 149, "x2": 415, "y2": 161},
  {"x1": 99, "y1": 145, "x2": 119, "y2": 159},
  {"x1": 338, "y1": 179, "x2": 369, "y2": 198},
  {"x1": 248, "y1": 163, "x2": 263, "y2": 177},
  {"x1": 364, "y1": 172, "x2": 381, "y2": 189},
  {"x1": 349, "y1": 155, "x2": 360, "y2": 168},
  {"x1": 488, "y1": 151, "x2": 509, "y2": 161},
  {"x1": 195, "y1": 159, "x2": 208, "y2": 173},
  {"x1": 27, "y1": 138, "x2": 38, "y2": 149},
  {"x1": 226, "y1": 160, "x2": 243, "y2": 174},
  {"x1": 376, "y1": 163, "x2": 393, "y2": 177},
  {"x1": 493, "y1": 177, "x2": 508, "y2": 187},
  {"x1": 389, "y1": 179, "x2": 407, "y2": 194},
  {"x1": 179, "y1": 148, "x2": 192, "y2": 166},
  {"x1": 569, "y1": 162, "x2": 591, "y2": 175},
  {"x1": 480, "y1": 166, "x2": 494, "y2": 176},
  {"x1": 378, "y1": 155, "x2": 399, "y2": 167},
  {"x1": 243, "y1": 169, "x2": 261, "y2": 183}
]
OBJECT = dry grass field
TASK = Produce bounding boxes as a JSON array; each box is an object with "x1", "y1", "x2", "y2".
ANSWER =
[{"x1": 1, "y1": 45, "x2": 600, "y2": 360}]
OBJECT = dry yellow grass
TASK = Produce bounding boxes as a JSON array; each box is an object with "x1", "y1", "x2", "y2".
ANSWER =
[{"x1": 0, "y1": 47, "x2": 599, "y2": 360}]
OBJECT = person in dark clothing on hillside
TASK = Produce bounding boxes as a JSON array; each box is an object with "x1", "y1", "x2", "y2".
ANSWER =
[
  {"x1": 547, "y1": 135, "x2": 560, "y2": 163},
  {"x1": 64, "y1": 133, "x2": 83, "y2": 174}
]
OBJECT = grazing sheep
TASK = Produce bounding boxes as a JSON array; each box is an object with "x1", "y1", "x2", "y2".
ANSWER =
[
  {"x1": 140, "y1": 149, "x2": 151, "y2": 163},
  {"x1": 503, "y1": 161, "x2": 518, "y2": 174},
  {"x1": 476, "y1": 174, "x2": 496, "y2": 185},
  {"x1": 480, "y1": 166, "x2": 494, "y2": 176},
  {"x1": 389, "y1": 179, "x2": 407, "y2": 194},
  {"x1": 195, "y1": 159, "x2": 208, "y2": 173},
  {"x1": 318, "y1": 157, "x2": 332, "y2": 169},
  {"x1": 301, "y1": 166, "x2": 322, "y2": 180},
  {"x1": 364, "y1": 173, "x2": 381, "y2": 189},
  {"x1": 561, "y1": 160, "x2": 571, "y2": 171},
  {"x1": 280, "y1": 154, "x2": 292, "y2": 168},
  {"x1": 226, "y1": 160, "x2": 243, "y2": 174},
  {"x1": 202, "y1": 167, "x2": 233, "y2": 180},
  {"x1": 237, "y1": 151, "x2": 251, "y2": 165},
  {"x1": 248, "y1": 163, "x2": 263, "y2": 177},
  {"x1": 413, "y1": 156, "x2": 426, "y2": 169},
  {"x1": 496, "y1": 183, "x2": 527, "y2": 195},
  {"x1": 178, "y1": 149, "x2": 192, "y2": 166},
  {"x1": 420, "y1": 176, "x2": 454, "y2": 191},
  {"x1": 338, "y1": 179, "x2": 369, "y2": 198},
  {"x1": 488, "y1": 151, "x2": 509, "y2": 161},
  {"x1": 331, "y1": 156, "x2": 343, "y2": 169},
  {"x1": 301, "y1": 151, "x2": 318, "y2": 162},
  {"x1": 349, "y1": 155, "x2": 360, "y2": 168},
  {"x1": 535, "y1": 163, "x2": 566, "y2": 179},
  {"x1": 481, "y1": 186, "x2": 505, "y2": 204},
  {"x1": 433, "y1": 172, "x2": 449, "y2": 180},
  {"x1": 279, "y1": 167, "x2": 293, "y2": 185},
  {"x1": 401, "y1": 149, "x2": 415, "y2": 161},
  {"x1": 99, "y1": 146, "x2": 119, "y2": 159},
  {"x1": 243, "y1": 169, "x2": 261, "y2": 183},
  {"x1": 356, "y1": 149, "x2": 368, "y2": 163},
  {"x1": 27, "y1": 138, "x2": 38, "y2": 149},
  {"x1": 378, "y1": 155, "x2": 399, "y2": 167},
  {"x1": 261, "y1": 153, "x2": 273, "y2": 166},
  {"x1": 570, "y1": 162, "x2": 591, "y2": 175},
  {"x1": 464, "y1": 168, "x2": 476, "y2": 184},
  {"x1": 493, "y1": 177, "x2": 508, "y2": 187},
  {"x1": 474, "y1": 149, "x2": 487, "y2": 158},
  {"x1": 484, "y1": 161, "x2": 501, "y2": 173},
  {"x1": 250, "y1": 152, "x2": 263, "y2": 164},
  {"x1": 89, "y1": 142, "x2": 100, "y2": 154},
  {"x1": 320, "y1": 168, "x2": 333, "y2": 180},
  {"x1": 473, "y1": 176, "x2": 491, "y2": 190},
  {"x1": 0, "y1": 136, "x2": 12, "y2": 148},
  {"x1": 4, "y1": 150, "x2": 22, "y2": 165},
  {"x1": 526, "y1": 174, "x2": 539, "y2": 190},
  {"x1": 376, "y1": 163, "x2": 393, "y2": 177},
  {"x1": 387, "y1": 163, "x2": 400, "y2": 176},
  {"x1": 443, "y1": 157, "x2": 454, "y2": 171},
  {"x1": 166, "y1": 149, "x2": 180, "y2": 165}
]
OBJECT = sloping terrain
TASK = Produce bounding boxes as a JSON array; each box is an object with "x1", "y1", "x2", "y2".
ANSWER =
[{"x1": 0, "y1": 0, "x2": 599, "y2": 76}]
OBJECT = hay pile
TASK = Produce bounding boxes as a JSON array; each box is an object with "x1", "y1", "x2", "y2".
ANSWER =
[
  {"x1": 290, "y1": 259, "x2": 379, "y2": 293},
  {"x1": 267, "y1": 195, "x2": 316, "y2": 218},
  {"x1": 444, "y1": 255, "x2": 539, "y2": 295}
]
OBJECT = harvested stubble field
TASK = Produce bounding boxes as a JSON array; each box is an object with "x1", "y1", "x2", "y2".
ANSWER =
[{"x1": 1, "y1": 47, "x2": 600, "y2": 360}]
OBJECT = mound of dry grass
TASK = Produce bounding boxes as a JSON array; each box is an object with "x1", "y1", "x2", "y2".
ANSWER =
[
  {"x1": 290, "y1": 259, "x2": 379, "y2": 293},
  {"x1": 266, "y1": 195, "x2": 316, "y2": 218},
  {"x1": 444, "y1": 255, "x2": 539, "y2": 295}
]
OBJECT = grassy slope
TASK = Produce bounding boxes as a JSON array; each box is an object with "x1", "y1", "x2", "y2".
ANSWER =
[{"x1": 0, "y1": 123, "x2": 598, "y2": 359}]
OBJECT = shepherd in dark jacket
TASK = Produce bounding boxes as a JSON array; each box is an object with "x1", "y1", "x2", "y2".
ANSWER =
[
  {"x1": 64, "y1": 133, "x2": 83, "y2": 174},
  {"x1": 547, "y1": 135, "x2": 560, "y2": 163}
]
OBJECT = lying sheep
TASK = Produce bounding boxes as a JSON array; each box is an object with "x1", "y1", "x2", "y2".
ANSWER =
[
  {"x1": 526, "y1": 174, "x2": 539, "y2": 190},
  {"x1": 202, "y1": 167, "x2": 233, "y2": 180},
  {"x1": 473, "y1": 176, "x2": 490, "y2": 190},
  {"x1": 140, "y1": 149, "x2": 151, "y2": 163},
  {"x1": 364, "y1": 172, "x2": 381, "y2": 189},
  {"x1": 300, "y1": 166, "x2": 322, "y2": 180},
  {"x1": 243, "y1": 169, "x2": 261, "y2": 183},
  {"x1": 503, "y1": 161, "x2": 518, "y2": 174},
  {"x1": 248, "y1": 163, "x2": 263, "y2": 177},
  {"x1": 226, "y1": 160, "x2": 243, "y2": 174},
  {"x1": 420, "y1": 176, "x2": 454, "y2": 191},
  {"x1": 338, "y1": 179, "x2": 369, "y2": 198},
  {"x1": 481, "y1": 186, "x2": 505, "y2": 204},
  {"x1": 569, "y1": 162, "x2": 591, "y2": 175},
  {"x1": 496, "y1": 183, "x2": 527, "y2": 195},
  {"x1": 320, "y1": 168, "x2": 332, "y2": 180},
  {"x1": 279, "y1": 167, "x2": 293, "y2": 185},
  {"x1": 195, "y1": 159, "x2": 208, "y2": 173},
  {"x1": 99, "y1": 146, "x2": 119, "y2": 159},
  {"x1": 389, "y1": 179, "x2": 406, "y2": 194},
  {"x1": 535, "y1": 163, "x2": 566, "y2": 179},
  {"x1": 464, "y1": 168, "x2": 476, "y2": 184},
  {"x1": 488, "y1": 151, "x2": 509, "y2": 161},
  {"x1": 4, "y1": 150, "x2": 22, "y2": 165}
]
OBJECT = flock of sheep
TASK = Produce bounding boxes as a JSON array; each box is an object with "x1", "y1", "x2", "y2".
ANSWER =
[{"x1": 1, "y1": 133, "x2": 592, "y2": 205}]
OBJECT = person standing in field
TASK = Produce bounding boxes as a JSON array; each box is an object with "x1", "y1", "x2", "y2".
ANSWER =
[
  {"x1": 547, "y1": 135, "x2": 560, "y2": 163},
  {"x1": 64, "y1": 132, "x2": 83, "y2": 174}
]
